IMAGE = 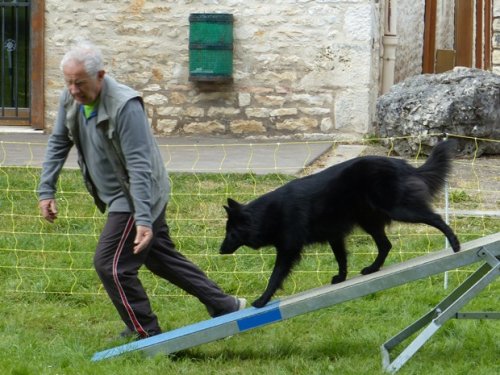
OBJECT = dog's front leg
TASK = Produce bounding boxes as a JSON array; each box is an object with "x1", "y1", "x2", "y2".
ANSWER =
[
  {"x1": 252, "y1": 249, "x2": 298, "y2": 308},
  {"x1": 329, "y1": 238, "x2": 348, "y2": 284}
]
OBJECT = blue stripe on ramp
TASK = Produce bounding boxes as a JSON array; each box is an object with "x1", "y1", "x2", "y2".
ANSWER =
[{"x1": 237, "y1": 307, "x2": 283, "y2": 331}]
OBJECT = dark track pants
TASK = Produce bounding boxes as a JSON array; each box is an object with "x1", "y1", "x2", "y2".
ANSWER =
[{"x1": 93, "y1": 207, "x2": 237, "y2": 338}]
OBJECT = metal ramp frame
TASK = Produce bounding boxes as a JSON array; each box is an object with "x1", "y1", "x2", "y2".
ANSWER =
[
  {"x1": 381, "y1": 243, "x2": 499, "y2": 373},
  {"x1": 92, "y1": 232, "x2": 500, "y2": 372}
]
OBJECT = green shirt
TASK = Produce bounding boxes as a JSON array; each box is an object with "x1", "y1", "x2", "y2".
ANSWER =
[{"x1": 83, "y1": 99, "x2": 99, "y2": 120}]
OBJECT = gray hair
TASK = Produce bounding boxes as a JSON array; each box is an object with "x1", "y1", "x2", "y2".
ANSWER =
[{"x1": 60, "y1": 40, "x2": 104, "y2": 77}]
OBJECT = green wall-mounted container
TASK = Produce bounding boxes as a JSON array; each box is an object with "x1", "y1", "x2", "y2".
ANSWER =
[{"x1": 189, "y1": 13, "x2": 233, "y2": 82}]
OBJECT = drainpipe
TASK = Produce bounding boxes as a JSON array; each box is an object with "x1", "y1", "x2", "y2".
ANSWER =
[{"x1": 381, "y1": 0, "x2": 399, "y2": 94}]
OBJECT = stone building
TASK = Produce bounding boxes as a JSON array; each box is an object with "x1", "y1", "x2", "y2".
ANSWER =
[{"x1": 0, "y1": 1, "x2": 498, "y2": 140}]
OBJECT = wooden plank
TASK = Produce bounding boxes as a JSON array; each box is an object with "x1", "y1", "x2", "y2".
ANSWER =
[
  {"x1": 423, "y1": 0, "x2": 437, "y2": 73},
  {"x1": 0, "y1": 119, "x2": 30, "y2": 126},
  {"x1": 484, "y1": 0, "x2": 492, "y2": 69},
  {"x1": 30, "y1": 0, "x2": 45, "y2": 130},
  {"x1": 435, "y1": 49, "x2": 456, "y2": 73},
  {"x1": 0, "y1": 107, "x2": 30, "y2": 126},
  {"x1": 455, "y1": 0, "x2": 474, "y2": 67},
  {"x1": 476, "y1": 0, "x2": 484, "y2": 68}
]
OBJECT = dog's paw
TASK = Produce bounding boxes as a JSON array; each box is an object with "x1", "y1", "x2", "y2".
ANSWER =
[
  {"x1": 331, "y1": 274, "x2": 346, "y2": 284},
  {"x1": 361, "y1": 265, "x2": 379, "y2": 275},
  {"x1": 252, "y1": 296, "x2": 269, "y2": 308}
]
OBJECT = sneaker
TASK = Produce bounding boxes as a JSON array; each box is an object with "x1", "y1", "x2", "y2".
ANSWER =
[
  {"x1": 119, "y1": 326, "x2": 161, "y2": 340},
  {"x1": 207, "y1": 296, "x2": 247, "y2": 317},
  {"x1": 119, "y1": 326, "x2": 135, "y2": 339}
]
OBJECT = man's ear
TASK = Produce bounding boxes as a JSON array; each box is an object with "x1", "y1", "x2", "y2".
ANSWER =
[{"x1": 97, "y1": 70, "x2": 106, "y2": 81}]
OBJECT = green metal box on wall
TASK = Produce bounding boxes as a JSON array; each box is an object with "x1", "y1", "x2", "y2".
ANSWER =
[{"x1": 189, "y1": 13, "x2": 233, "y2": 82}]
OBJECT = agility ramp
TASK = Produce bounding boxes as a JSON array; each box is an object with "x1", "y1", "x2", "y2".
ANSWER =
[{"x1": 92, "y1": 232, "x2": 500, "y2": 372}]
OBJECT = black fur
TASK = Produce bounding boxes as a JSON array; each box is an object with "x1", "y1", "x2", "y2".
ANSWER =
[{"x1": 220, "y1": 140, "x2": 460, "y2": 308}]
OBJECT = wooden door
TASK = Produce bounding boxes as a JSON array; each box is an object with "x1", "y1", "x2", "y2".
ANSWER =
[
  {"x1": 0, "y1": 0, "x2": 44, "y2": 129},
  {"x1": 424, "y1": 0, "x2": 492, "y2": 73},
  {"x1": 455, "y1": 0, "x2": 492, "y2": 69}
]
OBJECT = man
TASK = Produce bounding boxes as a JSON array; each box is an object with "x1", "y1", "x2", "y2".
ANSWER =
[{"x1": 38, "y1": 40, "x2": 245, "y2": 339}]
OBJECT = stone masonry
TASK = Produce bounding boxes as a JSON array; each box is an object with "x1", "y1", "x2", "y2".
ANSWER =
[
  {"x1": 43, "y1": 1, "x2": 499, "y2": 139},
  {"x1": 44, "y1": 0, "x2": 382, "y2": 140}
]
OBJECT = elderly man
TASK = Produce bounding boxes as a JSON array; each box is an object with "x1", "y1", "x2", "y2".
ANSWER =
[{"x1": 38, "y1": 40, "x2": 245, "y2": 339}]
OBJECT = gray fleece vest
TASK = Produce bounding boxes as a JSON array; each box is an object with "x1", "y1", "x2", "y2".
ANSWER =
[{"x1": 62, "y1": 75, "x2": 169, "y2": 222}]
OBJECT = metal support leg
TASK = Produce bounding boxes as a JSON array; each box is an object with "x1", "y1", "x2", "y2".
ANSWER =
[{"x1": 381, "y1": 249, "x2": 499, "y2": 374}]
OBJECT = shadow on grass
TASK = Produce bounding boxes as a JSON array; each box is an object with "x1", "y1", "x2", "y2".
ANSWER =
[{"x1": 168, "y1": 334, "x2": 371, "y2": 362}]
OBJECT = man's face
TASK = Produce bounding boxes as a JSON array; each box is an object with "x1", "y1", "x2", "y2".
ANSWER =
[{"x1": 63, "y1": 60, "x2": 104, "y2": 105}]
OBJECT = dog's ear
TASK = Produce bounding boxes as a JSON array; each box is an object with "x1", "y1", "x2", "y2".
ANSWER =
[
  {"x1": 224, "y1": 198, "x2": 246, "y2": 219},
  {"x1": 227, "y1": 198, "x2": 241, "y2": 209}
]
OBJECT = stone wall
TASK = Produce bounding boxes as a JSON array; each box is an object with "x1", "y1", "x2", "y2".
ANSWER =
[
  {"x1": 494, "y1": 0, "x2": 500, "y2": 74},
  {"x1": 45, "y1": 0, "x2": 382, "y2": 140}
]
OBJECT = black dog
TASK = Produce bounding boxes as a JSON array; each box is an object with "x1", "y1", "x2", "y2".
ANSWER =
[{"x1": 220, "y1": 140, "x2": 460, "y2": 308}]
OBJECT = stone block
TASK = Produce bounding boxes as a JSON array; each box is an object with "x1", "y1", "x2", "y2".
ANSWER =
[{"x1": 377, "y1": 67, "x2": 500, "y2": 156}]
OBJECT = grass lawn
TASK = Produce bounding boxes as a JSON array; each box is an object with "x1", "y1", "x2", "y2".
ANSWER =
[{"x1": 0, "y1": 167, "x2": 498, "y2": 374}]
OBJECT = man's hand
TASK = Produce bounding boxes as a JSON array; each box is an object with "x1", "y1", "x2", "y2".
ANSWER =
[
  {"x1": 134, "y1": 225, "x2": 153, "y2": 254},
  {"x1": 39, "y1": 199, "x2": 58, "y2": 223}
]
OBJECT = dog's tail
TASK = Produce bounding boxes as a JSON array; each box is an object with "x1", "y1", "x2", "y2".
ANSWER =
[{"x1": 417, "y1": 139, "x2": 457, "y2": 197}]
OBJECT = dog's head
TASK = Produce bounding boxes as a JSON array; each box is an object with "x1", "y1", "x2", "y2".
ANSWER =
[{"x1": 220, "y1": 198, "x2": 253, "y2": 254}]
